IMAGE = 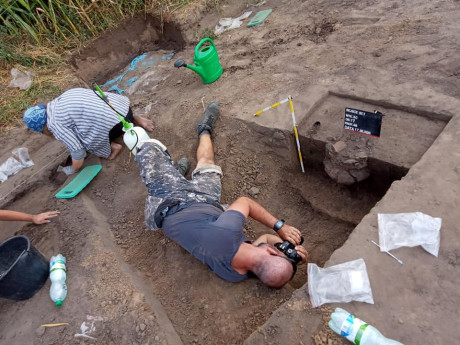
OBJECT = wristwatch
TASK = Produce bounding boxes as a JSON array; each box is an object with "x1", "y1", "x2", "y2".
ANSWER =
[{"x1": 273, "y1": 219, "x2": 285, "y2": 232}]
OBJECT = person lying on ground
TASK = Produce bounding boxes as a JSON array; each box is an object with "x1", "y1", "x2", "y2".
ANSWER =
[
  {"x1": 135, "y1": 102, "x2": 308, "y2": 288},
  {"x1": 22, "y1": 88, "x2": 154, "y2": 175},
  {"x1": 0, "y1": 209, "x2": 60, "y2": 224}
]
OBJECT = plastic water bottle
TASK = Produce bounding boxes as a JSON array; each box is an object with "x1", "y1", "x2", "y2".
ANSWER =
[
  {"x1": 49, "y1": 254, "x2": 67, "y2": 306},
  {"x1": 329, "y1": 308, "x2": 403, "y2": 345}
]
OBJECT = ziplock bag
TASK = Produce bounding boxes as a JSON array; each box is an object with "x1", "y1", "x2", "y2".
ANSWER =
[
  {"x1": 378, "y1": 212, "x2": 441, "y2": 257},
  {"x1": 308, "y1": 258, "x2": 374, "y2": 307}
]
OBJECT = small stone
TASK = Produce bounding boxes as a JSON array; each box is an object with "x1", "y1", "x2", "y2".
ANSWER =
[
  {"x1": 176, "y1": 80, "x2": 182, "y2": 85},
  {"x1": 349, "y1": 168, "x2": 370, "y2": 182},
  {"x1": 398, "y1": 318, "x2": 404, "y2": 324},
  {"x1": 315, "y1": 27, "x2": 322, "y2": 34},
  {"x1": 343, "y1": 159, "x2": 358, "y2": 165},
  {"x1": 140, "y1": 323, "x2": 146, "y2": 331},
  {"x1": 332, "y1": 141, "x2": 346, "y2": 153},
  {"x1": 355, "y1": 150, "x2": 368, "y2": 159},
  {"x1": 273, "y1": 131, "x2": 285, "y2": 141},
  {"x1": 313, "y1": 334, "x2": 322, "y2": 345},
  {"x1": 336, "y1": 170, "x2": 355, "y2": 185},
  {"x1": 154, "y1": 336, "x2": 160, "y2": 341},
  {"x1": 248, "y1": 187, "x2": 260, "y2": 197},
  {"x1": 35, "y1": 326, "x2": 46, "y2": 337},
  {"x1": 333, "y1": 23, "x2": 343, "y2": 31}
]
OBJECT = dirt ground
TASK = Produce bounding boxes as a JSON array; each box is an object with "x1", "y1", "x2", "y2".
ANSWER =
[{"x1": 1, "y1": 0, "x2": 460, "y2": 344}]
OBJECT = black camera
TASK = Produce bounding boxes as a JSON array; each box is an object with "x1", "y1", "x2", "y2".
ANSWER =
[{"x1": 274, "y1": 236, "x2": 304, "y2": 265}]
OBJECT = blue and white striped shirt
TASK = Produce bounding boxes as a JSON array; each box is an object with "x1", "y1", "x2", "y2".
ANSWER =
[{"x1": 46, "y1": 88, "x2": 129, "y2": 159}]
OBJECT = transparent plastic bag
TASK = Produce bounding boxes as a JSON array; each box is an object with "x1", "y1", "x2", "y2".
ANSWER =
[
  {"x1": 308, "y1": 258, "x2": 374, "y2": 307},
  {"x1": 0, "y1": 157, "x2": 24, "y2": 182},
  {"x1": 214, "y1": 11, "x2": 252, "y2": 35},
  {"x1": 12, "y1": 147, "x2": 34, "y2": 168},
  {"x1": 8, "y1": 68, "x2": 35, "y2": 90},
  {"x1": 378, "y1": 212, "x2": 441, "y2": 257},
  {"x1": 0, "y1": 171, "x2": 7, "y2": 183}
]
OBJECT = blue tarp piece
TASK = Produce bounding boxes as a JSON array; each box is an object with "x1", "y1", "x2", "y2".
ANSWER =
[{"x1": 102, "y1": 51, "x2": 175, "y2": 94}]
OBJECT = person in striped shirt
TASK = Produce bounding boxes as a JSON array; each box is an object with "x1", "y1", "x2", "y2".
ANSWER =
[{"x1": 22, "y1": 88, "x2": 154, "y2": 175}]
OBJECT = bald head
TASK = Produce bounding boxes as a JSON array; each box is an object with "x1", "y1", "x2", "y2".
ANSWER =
[{"x1": 252, "y1": 255, "x2": 294, "y2": 288}]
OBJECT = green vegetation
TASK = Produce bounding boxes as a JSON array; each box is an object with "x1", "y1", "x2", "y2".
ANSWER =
[
  {"x1": 0, "y1": 0, "x2": 204, "y2": 130},
  {"x1": 0, "y1": 0, "x2": 197, "y2": 66},
  {"x1": 198, "y1": 27, "x2": 217, "y2": 41},
  {"x1": 0, "y1": 81, "x2": 61, "y2": 127}
]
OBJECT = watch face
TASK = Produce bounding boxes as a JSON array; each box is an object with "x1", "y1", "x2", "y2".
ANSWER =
[{"x1": 274, "y1": 220, "x2": 284, "y2": 231}]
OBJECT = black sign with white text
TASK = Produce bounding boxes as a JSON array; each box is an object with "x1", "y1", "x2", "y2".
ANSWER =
[{"x1": 344, "y1": 108, "x2": 383, "y2": 137}]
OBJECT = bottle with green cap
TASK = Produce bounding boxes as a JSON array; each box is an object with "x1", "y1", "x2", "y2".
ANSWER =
[{"x1": 49, "y1": 254, "x2": 67, "y2": 306}]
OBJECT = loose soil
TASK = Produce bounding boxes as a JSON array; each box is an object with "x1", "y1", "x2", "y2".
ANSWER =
[{"x1": 1, "y1": 0, "x2": 459, "y2": 344}]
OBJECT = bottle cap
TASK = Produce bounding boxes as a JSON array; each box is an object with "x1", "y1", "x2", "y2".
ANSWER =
[{"x1": 56, "y1": 300, "x2": 63, "y2": 307}]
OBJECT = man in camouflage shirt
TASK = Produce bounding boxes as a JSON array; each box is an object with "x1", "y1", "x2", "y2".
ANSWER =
[{"x1": 135, "y1": 102, "x2": 307, "y2": 287}]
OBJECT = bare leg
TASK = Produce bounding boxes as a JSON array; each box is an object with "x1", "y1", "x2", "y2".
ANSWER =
[
  {"x1": 196, "y1": 134, "x2": 215, "y2": 168},
  {"x1": 108, "y1": 142, "x2": 123, "y2": 160},
  {"x1": 133, "y1": 115, "x2": 155, "y2": 132}
]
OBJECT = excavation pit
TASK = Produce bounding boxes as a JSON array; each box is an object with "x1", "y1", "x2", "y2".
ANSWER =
[
  {"x1": 64, "y1": 16, "x2": 451, "y2": 344},
  {"x1": 1, "y1": 9, "x2": 454, "y2": 345},
  {"x1": 63, "y1": 116, "x2": 422, "y2": 345}
]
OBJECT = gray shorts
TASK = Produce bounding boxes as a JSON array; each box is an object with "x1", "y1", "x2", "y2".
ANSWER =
[{"x1": 136, "y1": 141, "x2": 223, "y2": 210}]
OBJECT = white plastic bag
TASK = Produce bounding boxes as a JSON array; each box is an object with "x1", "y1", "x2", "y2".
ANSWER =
[
  {"x1": 308, "y1": 258, "x2": 374, "y2": 308},
  {"x1": 378, "y1": 212, "x2": 441, "y2": 257},
  {"x1": 214, "y1": 11, "x2": 252, "y2": 35},
  {"x1": 12, "y1": 147, "x2": 34, "y2": 168}
]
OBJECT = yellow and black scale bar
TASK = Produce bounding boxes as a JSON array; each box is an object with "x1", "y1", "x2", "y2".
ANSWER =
[{"x1": 254, "y1": 96, "x2": 305, "y2": 173}]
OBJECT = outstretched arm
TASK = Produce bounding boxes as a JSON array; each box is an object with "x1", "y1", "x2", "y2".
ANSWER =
[
  {"x1": 0, "y1": 210, "x2": 60, "y2": 224},
  {"x1": 227, "y1": 197, "x2": 302, "y2": 245}
]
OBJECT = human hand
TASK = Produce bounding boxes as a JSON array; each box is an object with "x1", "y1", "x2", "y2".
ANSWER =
[
  {"x1": 295, "y1": 245, "x2": 308, "y2": 265},
  {"x1": 277, "y1": 224, "x2": 302, "y2": 245},
  {"x1": 32, "y1": 210, "x2": 60, "y2": 224}
]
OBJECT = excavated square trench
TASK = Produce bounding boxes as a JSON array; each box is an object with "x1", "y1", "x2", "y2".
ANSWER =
[
  {"x1": 68, "y1": 17, "x2": 450, "y2": 341},
  {"x1": 1, "y1": 13, "x2": 451, "y2": 345}
]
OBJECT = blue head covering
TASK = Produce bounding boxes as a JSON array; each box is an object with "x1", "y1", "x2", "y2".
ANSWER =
[{"x1": 23, "y1": 104, "x2": 47, "y2": 132}]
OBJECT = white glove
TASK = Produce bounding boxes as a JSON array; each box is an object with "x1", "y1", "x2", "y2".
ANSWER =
[{"x1": 57, "y1": 165, "x2": 76, "y2": 176}]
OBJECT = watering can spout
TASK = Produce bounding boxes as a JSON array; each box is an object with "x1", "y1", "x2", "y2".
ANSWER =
[
  {"x1": 185, "y1": 64, "x2": 205, "y2": 77},
  {"x1": 174, "y1": 59, "x2": 205, "y2": 78}
]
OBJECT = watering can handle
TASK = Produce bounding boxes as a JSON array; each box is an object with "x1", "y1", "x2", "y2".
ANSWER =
[{"x1": 195, "y1": 38, "x2": 216, "y2": 56}]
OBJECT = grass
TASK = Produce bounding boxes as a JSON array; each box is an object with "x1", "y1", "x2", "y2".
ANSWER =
[
  {"x1": 0, "y1": 65, "x2": 76, "y2": 130},
  {"x1": 0, "y1": 0, "x2": 210, "y2": 131},
  {"x1": 198, "y1": 27, "x2": 217, "y2": 41},
  {"x1": 0, "y1": 82, "x2": 61, "y2": 129}
]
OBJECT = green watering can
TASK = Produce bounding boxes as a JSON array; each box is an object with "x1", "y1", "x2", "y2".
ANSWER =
[{"x1": 174, "y1": 38, "x2": 223, "y2": 84}]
